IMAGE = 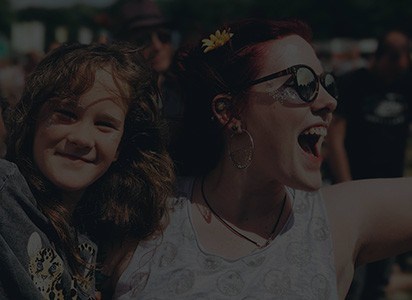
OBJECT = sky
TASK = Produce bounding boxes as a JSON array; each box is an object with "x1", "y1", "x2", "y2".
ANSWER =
[{"x1": 10, "y1": 0, "x2": 117, "y2": 9}]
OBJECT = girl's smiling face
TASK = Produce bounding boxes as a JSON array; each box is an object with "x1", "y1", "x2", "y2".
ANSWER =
[
  {"x1": 244, "y1": 35, "x2": 337, "y2": 191},
  {"x1": 33, "y1": 68, "x2": 127, "y2": 196}
]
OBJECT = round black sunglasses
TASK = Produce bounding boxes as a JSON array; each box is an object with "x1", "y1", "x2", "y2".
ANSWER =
[{"x1": 244, "y1": 64, "x2": 339, "y2": 103}]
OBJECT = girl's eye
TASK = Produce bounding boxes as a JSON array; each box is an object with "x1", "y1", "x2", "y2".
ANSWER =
[
  {"x1": 96, "y1": 121, "x2": 116, "y2": 130},
  {"x1": 54, "y1": 109, "x2": 77, "y2": 122}
]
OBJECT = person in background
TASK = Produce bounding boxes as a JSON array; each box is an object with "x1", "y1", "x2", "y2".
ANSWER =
[
  {"x1": 0, "y1": 43, "x2": 174, "y2": 299},
  {"x1": 327, "y1": 29, "x2": 412, "y2": 299},
  {"x1": 110, "y1": 19, "x2": 412, "y2": 299},
  {"x1": 113, "y1": 0, "x2": 184, "y2": 160}
]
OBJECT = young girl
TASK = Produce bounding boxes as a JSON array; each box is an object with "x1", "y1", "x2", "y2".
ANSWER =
[
  {"x1": 0, "y1": 43, "x2": 174, "y2": 299},
  {"x1": 113, "y1": 19, "x2": 412, "y2": 299}
]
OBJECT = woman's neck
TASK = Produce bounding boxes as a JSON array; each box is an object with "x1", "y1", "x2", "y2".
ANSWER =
[{"x1": 200, "y1": 160, "x2": 286, "y2": 225}]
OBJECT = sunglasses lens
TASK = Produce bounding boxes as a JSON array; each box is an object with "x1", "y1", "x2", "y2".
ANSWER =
[
  {"x1": 295, "y1": 67, "x2": 317, "y2": 102},
  {"x1": 132, "y1": 29, "x2": 171, "y2": 46},
  {"x1": 157, "y1": 29, "x2": 172, "y2": 43},
  {"x1": 323, "y1": 73, "x2": 339, "y2": 100}
]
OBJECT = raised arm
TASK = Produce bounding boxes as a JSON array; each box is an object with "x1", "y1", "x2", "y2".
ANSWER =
[{"x1": 323, "y1": 178, "x2": 412, "y2": 267}]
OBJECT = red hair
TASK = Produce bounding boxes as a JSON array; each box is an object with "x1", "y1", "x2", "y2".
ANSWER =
[{"x1": 174, "y1": 18, "x2": 313, "y2": 176}]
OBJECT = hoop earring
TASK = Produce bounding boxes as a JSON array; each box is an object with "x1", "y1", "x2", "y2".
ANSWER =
[{"x1": 228, "y1": 129, "x2": 254, "y2": 169}]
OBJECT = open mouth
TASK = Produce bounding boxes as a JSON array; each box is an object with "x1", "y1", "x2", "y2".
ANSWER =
[{"x1": 298, "y1": 126, "x2": 327, "y2": 158}]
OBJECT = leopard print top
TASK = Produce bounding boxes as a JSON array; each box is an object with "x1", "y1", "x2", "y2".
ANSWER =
[{"x1": 27, "y1": 232, "x2": 97, "y2": 300}]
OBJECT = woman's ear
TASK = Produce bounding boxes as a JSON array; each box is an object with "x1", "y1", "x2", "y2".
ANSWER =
[{"x1": 211, "y1": 94, "x2": 241, "y2": 131}]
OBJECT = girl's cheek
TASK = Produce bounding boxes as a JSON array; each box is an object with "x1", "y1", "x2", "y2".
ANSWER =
[{"x1": 105, "y1": 131, "x2": 123, "y2": 144}]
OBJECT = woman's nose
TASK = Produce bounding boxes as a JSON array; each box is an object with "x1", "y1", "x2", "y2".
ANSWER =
[{"x1": 311, "y1": 85, "x2": 338, "y2": 114}]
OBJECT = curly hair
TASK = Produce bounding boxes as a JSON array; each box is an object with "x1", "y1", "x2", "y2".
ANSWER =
[{"x1": 7, "y1": 42, "x2": 175, "y2": 274}]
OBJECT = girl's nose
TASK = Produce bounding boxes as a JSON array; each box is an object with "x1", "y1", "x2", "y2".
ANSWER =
[{"x1": 66, "y1": 123, "x2": 95, "y2": 150}]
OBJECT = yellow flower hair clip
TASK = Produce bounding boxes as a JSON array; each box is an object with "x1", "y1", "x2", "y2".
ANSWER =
[{"x1": 201, "y1": 29, "x2": 234, "y2": 53}]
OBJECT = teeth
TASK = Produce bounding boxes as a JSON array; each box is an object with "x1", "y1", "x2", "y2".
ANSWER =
[{"x1": 301, "y1": 126, "x2": 327, "y2": 137}]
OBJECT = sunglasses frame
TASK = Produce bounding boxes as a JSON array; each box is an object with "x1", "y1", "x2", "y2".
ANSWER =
[
  {"x1": 132, "y1": 29, "x2": 172, "y2": 46},
  {"x1": 245, "y1": 64, "x2": 338, "y2": 103}
]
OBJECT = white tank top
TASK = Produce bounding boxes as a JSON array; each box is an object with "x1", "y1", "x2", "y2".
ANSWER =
[{"x1": 114, "y1": 178, "x2": 339, "y2": 299}]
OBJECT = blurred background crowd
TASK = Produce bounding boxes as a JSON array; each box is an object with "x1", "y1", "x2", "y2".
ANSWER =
[{"x1": 1, "y1": 0, "x2": 412, "y2": 299}]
